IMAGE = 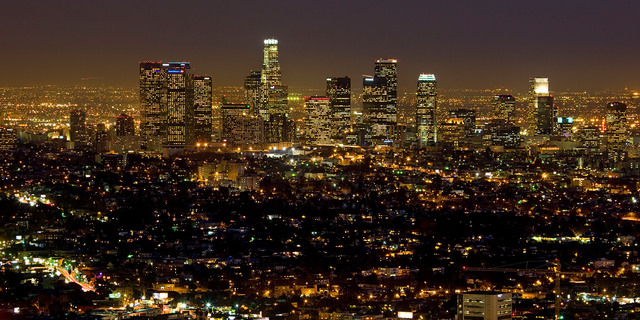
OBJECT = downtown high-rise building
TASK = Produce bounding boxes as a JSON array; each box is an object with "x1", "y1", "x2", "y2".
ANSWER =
[
  {"x1": 139, "y1": 61, "x2": 212, "y2": 149},
  {"x1": 527, "y1": 78, "x2": 555, "y2": 135},
  {"x1": 140, "y1": 62, "x2": 169, "y2": 140},
  {"x1": 606, "y1": 102, "x2": 627, "y2": 150},
  {"x1": 244, "y1": 70, "x2": 261, "y2": 115},
  {"x1": 70, "y1": 109, "x2": 88, "y2": 144},
  {"x1": 258, "y1": 39, "x2": 292, "y2": 144},
  {"x1": 326, "y1": 76, "x2": 351, "y2": 142},
  {"x1": 375, "y1": 59, "x2": 398, "y2": 109},
  {"x1": 116, "y1": 113, "x2": 135, "y2": 136},
  {"x1": 416, "y1": 74, "x2": 437, "y2": 146},
  {"x1": 193, "y1": 75, "x2": 213, "y2": 144},
  {"x1": 165, "y1": 62, "x2": 194, "y2": 146},
  {"x1": 220, "y1": 103, "x2": 264, "y2": 149},
  {"x1": 363, "y1": 59, "x2": 398, "y2": 142},
  {"x1": 304, "y1": 96, "x2": 332, "y2": 144},
  {"x1": 492, "y1": 95, "x2": 516, "y2": 123}
]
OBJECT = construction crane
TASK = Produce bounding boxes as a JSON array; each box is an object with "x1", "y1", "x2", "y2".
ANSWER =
[{"x1": 463, "y1": 260, "x2": 594, "y2": 320}]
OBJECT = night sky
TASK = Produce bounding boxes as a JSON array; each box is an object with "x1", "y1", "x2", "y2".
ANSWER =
[{"x1": 1, "y1": 1, "x2": 639, "y2": 92}]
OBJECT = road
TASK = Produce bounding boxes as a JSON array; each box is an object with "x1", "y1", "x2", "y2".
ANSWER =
[{"x1": 55, "y1": 266, "x2": 95, "y2": 292}]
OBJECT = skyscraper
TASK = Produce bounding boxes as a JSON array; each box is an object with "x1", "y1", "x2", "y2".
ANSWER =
[
  {"x1": 363, "y1": 75, "x2": 390, "y2": 141},
  {"x1": 94, "y1": 123, "x2": 109, "y2": 154},
  {"x1": 140, "y1": 62, "x2": 168, "y2": 140},
  {"x1": 193, "y1": 75, "x2": 213, "y2": 144},
  {"x1": 259, "y1": 39, "x2": 292, "y2": 144},
  {"x1": 139, "y1": 61, "x2": 211, "y2": 148},
  {"x1": 606, "y1": 102, "x2": 627, "y2": 150},
  {"x1": 262, "y1": 39, "x2": 282, "y2": 88},
  {"x1": 536, "y1": 96, "x2": 556, "y2": 135},
  {"x1": 492, "y1": 95, "x2": 515, "y2": 123},
  {"x1": 326, "y1": 77, "x2": 351, "y2": 142},
  {"x1": 527, "y1": 78, "x2": 555, "y2": 135},
  {"x1": 304, "y1": 96, "x2": 332, "y2": 144},
  {"x1": 221, "y1": 103, "x2": 264, "y2": 149},
  {"x1": 165, "y1": 62, "x2": 194, "y2": 146},
  {"x1": 116, "y1": 113, "x2": 134, "y2": 136},
  {"x1": 260, "y1": 39, "x2": 284, "y2": 117},
  {"x1": 374, "y1": 59, "x2": 398, "y2": 111},
  {"x1": 244, "y1": 70, "x2": 261, "y2": 115},
  {"x1": 416, "y1": 74, "x2": 437, "y2": 146},
  {"x1": 70, "y1": 109, "x2": 88, "y2": 145}
]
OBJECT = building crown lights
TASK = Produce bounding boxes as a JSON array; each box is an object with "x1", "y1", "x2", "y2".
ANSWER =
[{"x1": 419, "y1": 74, "x2": 436, "y2": 81}]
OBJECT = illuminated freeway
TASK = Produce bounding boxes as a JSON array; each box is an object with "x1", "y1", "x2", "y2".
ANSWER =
[{"x1": 54, "y1": 266, "x2": 95, "y2": 292}]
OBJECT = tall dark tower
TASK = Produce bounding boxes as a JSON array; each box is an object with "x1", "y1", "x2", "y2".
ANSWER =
[
  {"x1": 244, "y1": 70, "x2": 262, "y2": 115},
  {"x1": 416, "y1": 74, "x2": 437, "y2": 146},
  {"x1": 536, "y1": 96, "x2": 556, "y2": 135},
  {"x1": 326, "y1": 76, "x2": 351, "y2": 142},
  {"x1": 70, "y1": 109, "x2": 87, "y2": 144},
  {"x1": 116, "y1": 113, "x2": 135, "y2": 136},
  {"x1": 527, "y1": 77, "x2": 553, "y2": 136}
]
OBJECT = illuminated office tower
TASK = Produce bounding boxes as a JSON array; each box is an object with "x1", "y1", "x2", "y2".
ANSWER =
[
  {"x1": 116, "y1": 113, "x2": 134, "y2": 136},
  {"x1": 416, "y1": 74, "x2": 437, "y2": 146},
  {"x1": 362, "y1": 60, "x2": 398, "y2": 143},
  {"x1": 527, "y1": 77, "x2": 555, "y2": 135},
  {"x1": 262, "y1": 39, "x2": 282, "y2": 87},
  {"x1": 140, "y1": 61, "x2": 212, "y2": 147},
  {"x1": 221, "y1": 103, "x2": 264, "y2": 148},
  {"x1": 257, "y1": 39, "x2": 292, "y2": 143},
  {"x1": 450, "y1": 108, "x2": 476, "y2": 137},
  {"x1": 492, "y1": 95, "x2": 515, "y2": 123},
  {"x1": 260, "y1": 39, "x2": 284, "y2": 116},
  {"x1": 70, "y1": 109, "x2": 88, "y2": 144},
  {"x1": 326, "y1": 76, "x2": 351, "y2": 142},
  {"x1": 305, "y1": 96, "x2": 332, "y2": 144},
  {"x1": 606, "y1": 102, "x2": 627, "y2": 150},
  {"x1": 375, "y1": 59, "x2": 398, "y2": 107},
  {"x1": 363, "y1": 75, "x2": 390, "y2": 140},
  {"x1": 140, "y1": 62, "x2": 168, "y2": 139},
  {"x1": 193, "y1": 75, "x2": 213, "y2": 144},
  {"x1": 244, "y1": 70, "x2": 262, "y2": 115},
  {"x1": 165, "y1": 62, "x2": 194, "y2": 146}
]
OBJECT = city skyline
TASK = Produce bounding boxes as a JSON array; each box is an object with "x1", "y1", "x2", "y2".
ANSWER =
[
  {"x1": 0, "y1": 1, "x2": 639, "y2": 92},
  {"x1": 3, "y1": 3, "x2": 640, "y2": 318}
]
